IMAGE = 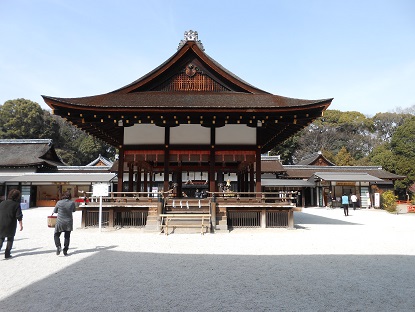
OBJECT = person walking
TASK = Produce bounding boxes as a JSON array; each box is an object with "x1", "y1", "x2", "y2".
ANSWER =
[
  {"x1": 53, "y1": 191, "x2": 76, "y2": 256},
  {"x1": 0, "y1": 189, "x2": 23, "y2": 259},
  {"x1": 351, "y1": 194, "x2": 358, "y2": 210},
  {"x1": 341, "y1": 193, "x2": 349, "y2": 216}
]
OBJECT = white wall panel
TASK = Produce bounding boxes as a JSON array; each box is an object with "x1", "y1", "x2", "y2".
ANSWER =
[
  {"x1": 124, "y1": 124, "x2": 165, "y2": 145},
  {"x1": 216, "y1": 125, "x2": 256, "y2": 145},
  {"x1": 170, "y1": 124, "x2": 210, "y2": 144}
]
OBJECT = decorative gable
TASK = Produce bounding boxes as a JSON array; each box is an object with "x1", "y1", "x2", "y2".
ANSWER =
[
  {"x1": 151, "y1": 63, "x2": 231, "y2": 92},
  {"x1": 122, "y1": 31, "x2": 266, "y2": 94},
  {"x1": 311, "y1": 157, "x2": 334, "y2": 166},
  {"x1": 296, "y1": 152, "x2": 336, "y2": 166}
]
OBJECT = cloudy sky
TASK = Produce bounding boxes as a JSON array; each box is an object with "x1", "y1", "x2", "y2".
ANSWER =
[{"x1": 1, "y1": 0, "x2": 414, "y2": 116}]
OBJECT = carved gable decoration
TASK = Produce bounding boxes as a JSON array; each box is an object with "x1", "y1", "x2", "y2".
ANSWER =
[
  {"x1": 296, "y1": 152, "x2": 336, "y2": 166},
  {"x1": 311, "y1": 155, "x2": 335, "y2": 166},
  {"x1": 151, "y1": 63, "x2": 231, "y2": 92}
]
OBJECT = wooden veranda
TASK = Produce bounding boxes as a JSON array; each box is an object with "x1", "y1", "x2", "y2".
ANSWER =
[{"x1": 79, "y1": 190, "x2": 301, "y2": 233}]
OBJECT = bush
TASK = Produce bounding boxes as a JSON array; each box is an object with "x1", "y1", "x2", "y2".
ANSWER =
[{"x1": 381, "y1": 190, "x2": 397, "y2": 213}]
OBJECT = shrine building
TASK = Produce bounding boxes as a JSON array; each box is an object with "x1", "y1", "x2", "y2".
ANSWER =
[{"x1": 42, "y1": 31, "x2": 333, "y2": 232}]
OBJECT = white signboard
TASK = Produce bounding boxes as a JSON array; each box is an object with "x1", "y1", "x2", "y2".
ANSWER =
[
  {"x1": 92, "y1": 183, "x2": 109, "y2": 197},
  {"x1": 92, "y1": 183, "x2": 109, "y2": 232},
  {"x1": 374, "y1": 193, "x2": 380, "y2": 208}
]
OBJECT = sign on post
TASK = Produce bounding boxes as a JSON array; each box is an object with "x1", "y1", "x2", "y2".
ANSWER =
[
  {"x1": 93, "y1": 183, "x2": 109, "y2": 197},
  {"x1": 92, "y1": 183, "x2": 109, "y2": 231},
  {"x1": 374, "y1": 193, "x2": 380, "y2": 208}
]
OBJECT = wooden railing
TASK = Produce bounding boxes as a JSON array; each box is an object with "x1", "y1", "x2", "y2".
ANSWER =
[
  {"x1": 79, "y1": 191, "x2": 297, "y2": 203},
  {"x1": 78, "y1": 191, "x2": 163, "y2": 207},
  {"x1": 79, "y1": 191, "x2": 298, "y2": 209},
  {"x1": 209, "y1": 191, "x2": 298, "y2": 207}
]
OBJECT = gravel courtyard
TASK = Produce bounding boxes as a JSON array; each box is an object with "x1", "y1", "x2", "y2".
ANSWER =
[{"x1": 1, "y1": 206, "x2": 414, "y2": 311}]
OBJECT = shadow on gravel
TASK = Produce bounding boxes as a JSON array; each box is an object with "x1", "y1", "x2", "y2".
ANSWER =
[
  {"x1": 295, "y1": 211, "x2": 361, "y2": 226},
  {"x1": 1, "y1": 250, "x2": 414, "y2": 311},
  {"x1": 10, "y1": 245, "x2": 117, "y2": 259}
]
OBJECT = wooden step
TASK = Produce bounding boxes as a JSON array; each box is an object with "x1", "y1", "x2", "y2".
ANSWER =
[{"x1": 160, "y1": 213, "x2": 211, "y2": 235}]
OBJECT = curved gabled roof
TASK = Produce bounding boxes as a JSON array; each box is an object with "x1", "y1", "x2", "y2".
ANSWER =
[
  {"x1": 111, "y1": 40, "x2": 268, "y2": 94},
  {"x1": 42, "y1": 33, "x2": 332, "y2": 151},
  {"x1": 296, "y1": 152, "x2": 336, "y2": 166}
]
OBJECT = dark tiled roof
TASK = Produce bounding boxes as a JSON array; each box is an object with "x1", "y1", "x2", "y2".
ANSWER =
[
  {"x1": 0, "y1": 139, "x2": 64, "y2": 168},
  {"x1": 57, "y1": 166, "x2": 112, "y2": 173},
  {"x1": 42, "y1": 39, "x2": 332, "y2": 151},
  {"x1": 260, "y1": 159, "x2": 285, "y2": 172},
  {"x1": 311, "y1": 172, "x2": 383, "y2": 182},
  {"x1": 86, "y1": 154, "x2": 113, "y2": 167},
  {"x1": 284, "y1": 165, "x2": 405, "y2": 181},
  {"x1": 296, "y1": 153, "x2": 335, "y2": 166},
  {"x1": 110, "y1": 159, "x2": 132, "y2": 173},
  {"x1": 43, "y1": 92, "x2": 330, "y2": 110}
]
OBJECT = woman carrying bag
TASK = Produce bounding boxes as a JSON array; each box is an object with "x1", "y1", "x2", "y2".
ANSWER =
[{"x1": 53, "y1": 191, "x2": 76, "y2": 256}]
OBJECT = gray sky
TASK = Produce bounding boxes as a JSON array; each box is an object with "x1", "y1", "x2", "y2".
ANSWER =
[{"x1": 1, "y1": 0, "x2": 414, "y2": 116}]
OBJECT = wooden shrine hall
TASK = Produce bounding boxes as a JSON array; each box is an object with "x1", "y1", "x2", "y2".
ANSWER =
[{"x1": 43, "y1": 30, "x2": 333, "y2": 232}]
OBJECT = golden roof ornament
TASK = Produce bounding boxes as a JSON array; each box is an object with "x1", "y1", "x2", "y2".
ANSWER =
[{"x1": 178, "y1": 30, "x2": 205, "y2": 51}]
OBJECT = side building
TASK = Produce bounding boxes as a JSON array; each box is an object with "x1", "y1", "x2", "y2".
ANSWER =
[
  {"x1": 261, "y1": 153, "x2": 405, "y2": 208},
  {"x1": 0, "y1": 139, "x2": 115, "y2": 208}
]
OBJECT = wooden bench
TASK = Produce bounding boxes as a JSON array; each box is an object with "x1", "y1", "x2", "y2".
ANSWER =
[
  {"x1": 408, "y1": 205, "x2": 415, "y2": 213},
  {"x1": 160, "y1": 213, "x2": 211, "y2": 235}
]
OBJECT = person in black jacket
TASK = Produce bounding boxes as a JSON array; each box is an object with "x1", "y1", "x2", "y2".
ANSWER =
[
  {"x1": 53, "y1": 191, "x2": 76, "y2": 256},
  {"x1": 0, "y1": 189, "x2": 23, "y2": 259}
]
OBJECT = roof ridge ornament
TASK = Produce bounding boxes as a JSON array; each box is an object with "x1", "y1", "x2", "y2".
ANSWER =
[{"x1": 178, "y1": 30, "x2": 205, "y2": 51}]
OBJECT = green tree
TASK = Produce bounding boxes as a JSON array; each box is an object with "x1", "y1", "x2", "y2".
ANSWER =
[
  {"x1": 369, "y1": 116, "x2": 415, "y2": 193},
  {"x1": 78, "y1": 136, "x2": 106, "y2": 165},
  {"x1": 0, "y1": 99, "x2": 45, "y2": 139},
  {"x1": 334, "y1": 146, "x2": 355, "y2": 166},
  {"x1": 390, "y1": 117, "x2": 415, "y2": 191},
  {"x1": 393, "y1": 155, "x2": 415, "y2": 191},
  {"x1": 390, "y1": 116, "x2": 415, "y2": 159},
  {"x1": 50, "y1": 114, "x2": 115, "y2": 165},
  {"x1": 40, "y1": 110, "x2": 61, "y2": 142},
  {"x1": 0, "y1": 98, "x2": 116, "y2": 166},
  {"x1": 270, "y1": 134, "x2": 300, "y2": 164},
  {"x1": 368, "y1": 144, "x2": 396, "y2": 172},
  {"x1": 290, "y1": 110, "x2": 374, "y2": 163},
  {"x1": 371, "y1": 112, "x2": 410, "y2": 143},
  {"x1": 321, "y1": 149, "x2": 335, "y2": 164}
]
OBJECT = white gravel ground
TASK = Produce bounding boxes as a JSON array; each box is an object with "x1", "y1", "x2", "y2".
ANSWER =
[{"x1": 1, "y1": 206, "x2": 415, "y2": 311}]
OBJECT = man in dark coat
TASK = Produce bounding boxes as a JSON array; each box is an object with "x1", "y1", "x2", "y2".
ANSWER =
[
  {"x1": 0, "y1": 189, "x2": 24, "y2": 259},
  {"x1": 53, "y1": 191, "x2": 76, "y2": 256}
]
